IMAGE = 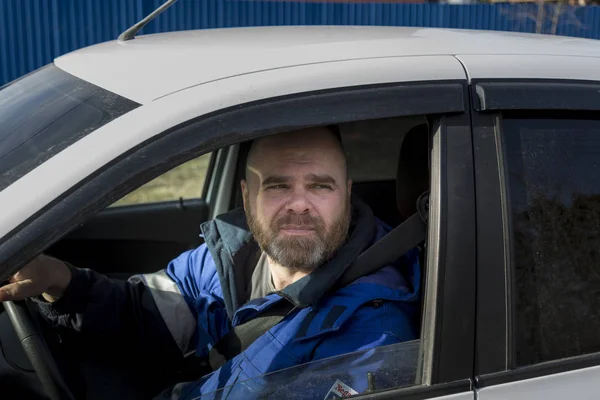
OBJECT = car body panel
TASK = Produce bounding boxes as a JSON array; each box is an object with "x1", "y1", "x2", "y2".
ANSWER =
[
  {"x1": 477, "y1": 365, "x2": 600, "y2": 400},
  {"x1": 53, "y1": 26, "x2": 600, "y2": 103},
  {"x1": 0, "y1": 54, "x2": 466, "y2": 240},
  {"x1": 456, "y1": 54, "x2": 600, "y2": 81},
  {"x1": 432, "y1": 394, "x2": 473, "y2": 400}
]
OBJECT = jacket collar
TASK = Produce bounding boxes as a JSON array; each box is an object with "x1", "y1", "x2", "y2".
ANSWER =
[{"x1": 200, "y1": 195, "x2": 377, "y2": 319}]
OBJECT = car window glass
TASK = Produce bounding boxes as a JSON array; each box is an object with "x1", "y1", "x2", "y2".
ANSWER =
[
  {"x1": 341, "y1": 117, "x2": 426, "y2": 183},
  {"x1": 110, "y1": 153, "x2": 212, "y2": 207},
  {"x1": 503, "y1": 117, "x2": 600, "y2": 366},
  {"x1": 0, "y1": 64, "x2": 139, "y2": 192},
  {"x1": 339, "y1": 116, "x2": 428, "y2": 227},
  {"x1": 202, "y1": 340, "x2": 420, "y2": 399}
]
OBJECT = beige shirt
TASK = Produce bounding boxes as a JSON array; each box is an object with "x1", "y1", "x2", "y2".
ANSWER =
[{"x1": 250, "y1": 252, "x2": 275, "y2": 300}]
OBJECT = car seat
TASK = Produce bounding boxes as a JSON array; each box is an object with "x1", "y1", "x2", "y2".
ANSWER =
[
  {"x1": 396, "y1": 124, "x2": 430, "y2": 223},
  {"x1": 395, "y1": 123, "x2": 431, "y2": 333}
]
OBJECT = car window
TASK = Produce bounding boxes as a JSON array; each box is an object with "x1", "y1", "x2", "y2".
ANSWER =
[
  {"x1": 339, "y1": 116, "x2": 429, "y2": 227},
  {"x1": 202, "y1": 340, "x2": 420, "y2": 400},
  {"x1": 503, "y1": 116, "x2": 600, "y2": 366},
  {"x1": 341, "y1": 116, "x2": 426, "y2": 183},
  {"x1": 0, "y1": 64, "x2": 139, "y2": 192},
  {"x1": 110, "y1": 153, "x2": 212, "y2": 207}
]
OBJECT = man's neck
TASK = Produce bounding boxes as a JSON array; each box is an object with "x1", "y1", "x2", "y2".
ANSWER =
[{"x1": 267, "y1": 256, "x2": 313, "y2": 291}]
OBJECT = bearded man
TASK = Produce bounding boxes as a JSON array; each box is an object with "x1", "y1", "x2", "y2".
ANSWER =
[{"x1": 0, "y1": 126, "x2": 421, "y2": 399}]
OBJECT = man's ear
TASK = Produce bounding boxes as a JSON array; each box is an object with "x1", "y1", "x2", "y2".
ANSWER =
[
  {"x1": 347, "y1": 179, "x2": 353, "y2": 196},
  {"x1": 241, "y1": 179, "x2": 248, "y2": 210}
]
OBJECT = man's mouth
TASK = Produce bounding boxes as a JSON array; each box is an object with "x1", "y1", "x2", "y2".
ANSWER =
[{"x1": 279, "y1": 225, "x2": 315, "y2": 235}]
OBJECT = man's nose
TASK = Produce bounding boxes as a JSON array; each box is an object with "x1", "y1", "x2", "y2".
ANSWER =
[{"x1": 286, "y1": 188, "x2": 310, "y2": 214}]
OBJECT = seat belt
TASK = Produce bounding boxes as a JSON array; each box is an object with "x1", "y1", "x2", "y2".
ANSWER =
[
  {"x1": 336, "y1": 212, "x2": 426, "y2": 289},
  {"x1": 209, "y1": 299, "x2": 295, "y2": 370},
  {"x1": 208, "y1": 212, "x2": 427, "y2": 370}
]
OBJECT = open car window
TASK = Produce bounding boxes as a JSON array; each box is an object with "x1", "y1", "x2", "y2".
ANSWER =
[{"x1": 201, "y1": 340, "x2": 420, "y2": 400}]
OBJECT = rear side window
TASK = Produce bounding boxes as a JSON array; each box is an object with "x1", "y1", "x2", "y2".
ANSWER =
[
  {"x1": 110, "y1": 154, "x2": 211, "y2": 207},
  {"x1": 503, "y1": 117, "x2": 600, "y2": 366},
  {"x1": 0, "y1": 64, "x2": 139, "y2": 191}
]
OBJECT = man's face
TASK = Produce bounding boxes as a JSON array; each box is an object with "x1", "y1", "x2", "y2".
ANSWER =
[{"x1": 242, "y1": 128, "x2": 352, "y2": 271}]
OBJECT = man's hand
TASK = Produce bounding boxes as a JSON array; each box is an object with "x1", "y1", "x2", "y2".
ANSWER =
[{"x1": 0, "y1": 254, "x2": 72, "y2": 303}]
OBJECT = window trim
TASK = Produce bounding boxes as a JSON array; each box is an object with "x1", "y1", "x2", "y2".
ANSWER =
[
  {"x1": 472, "y1": 79, "x2": 600, "y2": 112},
  {"x1": 476, "y1": 352, "x2": 600, "y2": 389},
  {"x1": 0, "y1": 80, "x2": 473, "y2": 397},
  {"x1": 473, "y1": 95, "x2": 600, "y2": 386},
  {"x1": 472, "y1": 111, "x2": 510, "y2": 376},
  {"x1": 210, "y1": 144, "x2": 239, "y2": 220},
  {"x1": 204, "y1": 147, "x2": 227, "y2": 209},
  {"x1": 202, "y1": 150, "x2": 218, "y2": 199},
  {"x1": 432, "y1": 112, "x2": 477, "y2": 384},
  {"x1": 403, "y1": 110, "x2": 479, "y2": 387},
  {"x1": 419, "y1": 123, "x2": 444, "y2": 386},
  {"x1": 354, "y1": 379, "x2": 472, "y2": 400}
]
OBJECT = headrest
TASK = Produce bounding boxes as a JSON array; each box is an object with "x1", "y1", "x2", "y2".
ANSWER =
[{"x1": 396, "y1": 124, "x2": 430, "y2": 220}]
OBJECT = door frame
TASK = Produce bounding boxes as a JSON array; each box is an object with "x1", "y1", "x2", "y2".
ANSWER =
[{"x1": 0, "y1": 79, "x2": 476, "y2": 399}]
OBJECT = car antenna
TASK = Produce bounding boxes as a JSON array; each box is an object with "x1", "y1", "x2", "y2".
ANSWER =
[{"x1": 118, "y1": 0, "x2": 179, "y2": 42}]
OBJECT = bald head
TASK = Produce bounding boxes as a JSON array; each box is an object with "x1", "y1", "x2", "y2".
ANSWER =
[{"x1": 246, "y1": 126, "x2": 346, "y2": 182}]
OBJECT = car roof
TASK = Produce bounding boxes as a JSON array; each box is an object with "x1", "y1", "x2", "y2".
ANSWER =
[{"x1": 55, "y1": 26, "x2": 600, "y2": 104}]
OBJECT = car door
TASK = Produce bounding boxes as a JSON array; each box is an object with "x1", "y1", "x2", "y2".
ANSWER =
[
  {"x1": 465, "y1": 54, "x2": 600, "y2": 399},
  {"x1": 0, "y1": 55, "x2": 476, "y2": 399}
]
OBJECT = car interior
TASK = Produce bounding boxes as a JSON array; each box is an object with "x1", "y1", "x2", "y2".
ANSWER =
[
  {"x1": 0, "y1": 115, "x2": 433, "y2": 399},
  {"x1": 40, "y1": 116, "x2": 432, "y2": 278}
]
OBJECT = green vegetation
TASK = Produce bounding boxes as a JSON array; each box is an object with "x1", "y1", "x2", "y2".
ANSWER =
[{"x1": 111, "y1": 154, "x2": 211, "y2": 207}]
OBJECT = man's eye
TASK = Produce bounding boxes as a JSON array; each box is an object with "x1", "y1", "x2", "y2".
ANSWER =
[
  {"x1": 266, "y1": 184, "x2": 287, "y2": 190},
  {"x1": 311, "y1": 184, "x2": 333, "y2": 190}
]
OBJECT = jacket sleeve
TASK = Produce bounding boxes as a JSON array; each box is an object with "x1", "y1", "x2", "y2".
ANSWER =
[{"x1": 33, "y1": 244, "x2": 226, "y2": 362}]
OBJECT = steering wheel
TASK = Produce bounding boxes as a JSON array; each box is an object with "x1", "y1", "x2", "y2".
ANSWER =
[{"x1": 3, "y1": 300, "x2": 76, "y2": 400}]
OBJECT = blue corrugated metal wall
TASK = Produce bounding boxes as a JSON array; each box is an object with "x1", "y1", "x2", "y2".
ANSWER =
[{"x1": 1, "y1": 0, "x2": 599, "y2": 86}]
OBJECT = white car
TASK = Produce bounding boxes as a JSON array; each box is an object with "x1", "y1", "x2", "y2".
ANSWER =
[{"x1": 2, "y1": 9, "x2": 600, "y2": 400}]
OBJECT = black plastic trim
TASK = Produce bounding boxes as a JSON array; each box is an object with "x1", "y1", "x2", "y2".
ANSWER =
[
  {"x1": 476, "y1": 351, "x2": 600, "y2": 388},
  {"x1": 201, "y1": 152, "x2": 217, "y2": 198},
  {"x1": 205, "y1": 147, "x2": 230, "y2": 215},
  {"x1": 0, "y1": 80, "x2": 465, "y2": 282},
  {"x1": 473, "y1": 79, "x2": 600, "y2": 112},
  {"x1": 433, "y1": 112, "x2": 477, "y2": 383},
  {"x1": 472, "y1": 111, "x2": 508, "y2": 375},
  {"x1": 353, "y1": 379, "x2": 472, "y2": 400}
]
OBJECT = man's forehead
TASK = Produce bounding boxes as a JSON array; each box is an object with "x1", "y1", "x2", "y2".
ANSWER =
[
  {"x1": 247, "y1": 159, "x2": 335, "y2": 181},
  {"x1": 263, "y1": 148, "x2": 322, "y2": 164},
  {"x1": 244, "y1": 127, "x2": 347, "y2": 181}
]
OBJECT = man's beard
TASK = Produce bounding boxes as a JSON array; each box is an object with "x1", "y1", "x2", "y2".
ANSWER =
[{"x1": 245, "y1": 197, "x2": 352, "y2": 271}]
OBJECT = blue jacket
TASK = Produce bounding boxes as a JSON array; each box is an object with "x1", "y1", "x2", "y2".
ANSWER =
[{"x1": 37, "y1": 198, "x2": 420, "y2": 399}]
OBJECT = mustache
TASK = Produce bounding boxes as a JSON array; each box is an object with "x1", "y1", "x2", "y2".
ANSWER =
[{"x1": 273, "y1": 214, "x2": 324, "y2": 229}]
